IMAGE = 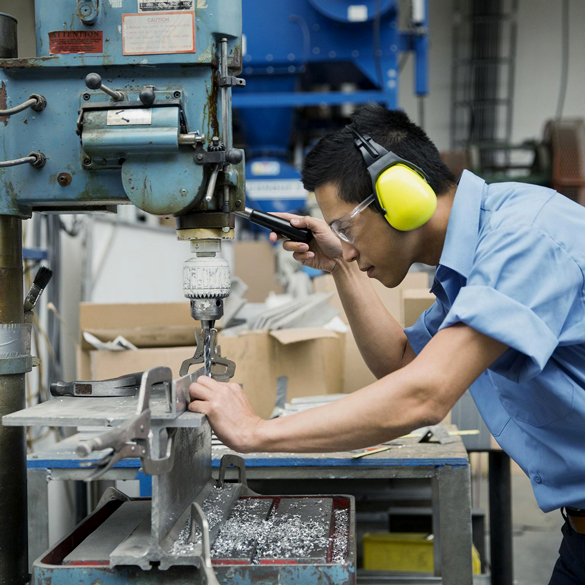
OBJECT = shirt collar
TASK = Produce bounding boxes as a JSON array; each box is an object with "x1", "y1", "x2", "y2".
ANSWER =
[{"x1": 438, "y1": 170, "x2": 486, "y2": 279}]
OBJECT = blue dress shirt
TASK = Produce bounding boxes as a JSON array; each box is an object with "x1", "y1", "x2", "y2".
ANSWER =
[{"x1": 405, "y1": 170, "x2": 585, "y2": 512}]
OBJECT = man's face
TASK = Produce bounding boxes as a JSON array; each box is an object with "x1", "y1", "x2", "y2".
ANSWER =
[{"x1": 315, "y1": 183, "x2": 417, "y2": 288}]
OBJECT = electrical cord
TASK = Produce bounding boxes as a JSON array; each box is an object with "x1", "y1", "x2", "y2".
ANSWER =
[
  {"x1": 0, "y1": 94, "x2": 45, "y2": 117},
  {"x1": 556, "y1": 0, "x2": 570, "y2": 119}
]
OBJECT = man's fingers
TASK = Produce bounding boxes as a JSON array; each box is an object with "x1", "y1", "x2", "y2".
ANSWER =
[
  {"x1": 196, "y1": 375, "x2": 224, "y2": 391},
  {"x1": 189, "y1": 381, "x2": 214, "y2": 401},
  {"x1": 282, "y1": 241, "x2": 310, "y2": 253},
  {"x1": 188, "y1": 399, "x2": 210, "y2": 414},
  {"x1": 292, "y1": 251, "x2": 315, "y2": 263}
]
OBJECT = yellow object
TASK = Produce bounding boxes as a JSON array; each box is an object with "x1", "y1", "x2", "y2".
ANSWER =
[
  {"x1": 362, "y1": 532, "x2": 481, "y2": 575},
  {"x1": 375, "y1": 164, "x2": 437, "y2": 231}
]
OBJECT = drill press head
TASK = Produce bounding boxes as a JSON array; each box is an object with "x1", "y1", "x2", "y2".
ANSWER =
[{"x1": 182, "y1": 239, "x2": 231, "y2": 327}]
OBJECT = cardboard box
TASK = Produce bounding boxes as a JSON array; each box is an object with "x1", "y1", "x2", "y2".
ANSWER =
[
  {"x1": 233, "y1": 241, "x2": 283, "y2": 302},
  {"x1": 313, "y1": 272, "x2": 430, "y2": 393},
  {"x1": 402, "y1": 289, "x2": 436, "y2": 328},
  {"x1": 77, "y1": 327, "x2": 344, "y2": 421},
  {"x1": 80, "y1": 302, "x2": 195, "y2": 349}
]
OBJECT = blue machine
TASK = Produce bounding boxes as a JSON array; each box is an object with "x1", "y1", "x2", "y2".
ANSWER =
[
  {"x1": 0, "y1": 3, "x2": 358, "y2": 584},
  {"x1": 235, "y1": 0, "x2": 429, "y2": 216}
]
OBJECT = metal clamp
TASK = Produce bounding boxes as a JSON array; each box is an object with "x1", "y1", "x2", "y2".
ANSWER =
[
  {"x1": 76, "y1": 367, "x2": 177, "y2": 481},
  {"x1": 218, "y1": 454, "x2": 247, "y2": 487},
  {"x1": 179, "y1": 328, "x2": 236, "y2": 381}
]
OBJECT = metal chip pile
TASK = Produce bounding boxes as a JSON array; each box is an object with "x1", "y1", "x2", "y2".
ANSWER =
[
  {"x1": 170, "y1": 483, "x2": 236, "y2": 555},
  {"x1": 331, "y1": 508, "x2": 349, "y2": 563}
]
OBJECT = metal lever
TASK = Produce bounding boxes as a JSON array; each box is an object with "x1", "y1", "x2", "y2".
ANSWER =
[
  {"x1": 85, "y1": 73, "x2": 124, "y2": 101},
  {"x1": 50, "y1": 371, "x2": 143, "y2": 397},
  {"x1": 235, "y1": 207, "x2": 313, "y2": 243}
]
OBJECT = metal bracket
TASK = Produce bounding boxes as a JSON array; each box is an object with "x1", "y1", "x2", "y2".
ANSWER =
[
  {"x1": 218, "y1": 454, "x2": 247, "y2": 487},
  {"x1": 193, "y1": 143, "x2": 244, "y2": 166},
  {"x1": 218, "y1": 75, "x2": 246, "y2": 88},
  {"x1": 179, "y1": 329, "x2": 236, "y2": 381},
  {"x1": 418, "y1": 425, "x2": 457, "y2": 445}
]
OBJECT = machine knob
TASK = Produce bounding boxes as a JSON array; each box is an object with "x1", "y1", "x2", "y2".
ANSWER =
[
  {"x1": 84, "y1": 73, "x2": 124, "y2": 101},
  {"x1": 139, "y1": 87, "x2": 156, "y2": 107},
  {"x1": 226, "y1": 148, "x2": 244, "y2": 165}
]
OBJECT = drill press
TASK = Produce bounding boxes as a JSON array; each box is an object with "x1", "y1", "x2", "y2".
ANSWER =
[{"x1": 0, "y1": 3, "x2": 355, "y2": 583}]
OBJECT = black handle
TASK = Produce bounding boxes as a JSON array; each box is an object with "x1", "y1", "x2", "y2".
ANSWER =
[{"x1": 247, "y1": 209, "x2": 313, "y2": 244}]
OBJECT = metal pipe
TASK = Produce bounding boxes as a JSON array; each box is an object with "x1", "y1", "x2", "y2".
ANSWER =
[
  {"x1": 0, "y1": 21, "x2": 29, "y2": 583},
  {"x1": 0, "y1": 216, "x2": 28, "y2": 585}
]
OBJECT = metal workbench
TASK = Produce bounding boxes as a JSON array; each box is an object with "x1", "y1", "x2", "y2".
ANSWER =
[{"x1": 27, "y1": 429, "x2": 474, "y2": 585}]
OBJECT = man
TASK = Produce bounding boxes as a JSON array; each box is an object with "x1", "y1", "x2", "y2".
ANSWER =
[{"x1": 189, "y1": 104, "x2": 585, "y2": 583}]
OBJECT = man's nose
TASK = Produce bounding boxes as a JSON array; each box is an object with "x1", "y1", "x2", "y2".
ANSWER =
[{"x1": 341, "y1": 241, "x2": 358, "y2": 263}]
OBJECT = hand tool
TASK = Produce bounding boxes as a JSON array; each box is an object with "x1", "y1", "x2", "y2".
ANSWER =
[{"x1": 235, "y1": 207, "x2": 313, "y2": 243}]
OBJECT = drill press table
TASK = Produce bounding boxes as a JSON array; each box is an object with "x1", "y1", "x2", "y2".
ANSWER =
[{"x1": 27, "y1": 427, "x2": 473, "y2": 584}]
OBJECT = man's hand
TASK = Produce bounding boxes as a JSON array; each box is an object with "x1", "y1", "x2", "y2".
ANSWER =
[
  {"x1": 188, "y1": 376, "x2": 263, "y2": 453},
  {"x1": 268, "y1": 213, "x2": 342, "y2": 273}
]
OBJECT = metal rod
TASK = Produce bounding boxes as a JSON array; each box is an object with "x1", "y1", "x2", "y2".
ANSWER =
[
  {"x1": 0, "y1": 216, "x2": 28, "y2": 584},
  {"x1": 220, "y1": 38, "x2": 230, "y2": 151}
]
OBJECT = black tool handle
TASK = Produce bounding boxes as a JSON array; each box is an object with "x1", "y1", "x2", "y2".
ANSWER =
[{"x1": 247, "y1": 209, "x2": 313, "y2": 244}]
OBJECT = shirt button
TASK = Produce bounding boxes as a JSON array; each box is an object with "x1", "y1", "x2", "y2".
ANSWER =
[{"x1": 534, "y1": 474, "x2": 542, "y2": 484}]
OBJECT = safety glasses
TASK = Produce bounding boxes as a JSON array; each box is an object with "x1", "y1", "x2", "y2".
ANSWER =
[{"x1": 330, "y1": 194, "x2": 377, "y2": 244}]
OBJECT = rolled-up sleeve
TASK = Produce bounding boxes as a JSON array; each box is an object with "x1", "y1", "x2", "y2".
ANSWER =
[{"x1": 439, "y1": 226, "x2": 585, "y2": 382}]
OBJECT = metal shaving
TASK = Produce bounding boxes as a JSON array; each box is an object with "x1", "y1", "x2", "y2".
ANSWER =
[
  {"x1": 170, "y1": 483, "x2": 236, "y2": 555},
  {"x1": 212, "y1": 498, "x2": 336, "y2": 563},
  {"x1": 171, "y1": 494, "x2": 350, "y2": 565},
  {"x1": 210, "y1": 498, "x2": 271, "y2": 560},
  {"x1": 331, "y1": 509, "x2": 349, "y2": 563}
]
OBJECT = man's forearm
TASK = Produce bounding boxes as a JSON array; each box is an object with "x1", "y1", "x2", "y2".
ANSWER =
[{"x1": 333, "y1": 261, "x2": 414, "y2": 378}]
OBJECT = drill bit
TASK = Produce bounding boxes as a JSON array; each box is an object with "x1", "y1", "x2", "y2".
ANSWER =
[
  {"x1": 202, "y1": 320, "x2": 215, "y2": 377},
  {"x1": 204, "y1": 329, "x2": 211, "y2": 377}
]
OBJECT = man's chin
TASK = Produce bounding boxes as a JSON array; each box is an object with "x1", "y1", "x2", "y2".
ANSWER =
[{"x1": 376, "y1": 270, "x2": 408, "y2": 289}]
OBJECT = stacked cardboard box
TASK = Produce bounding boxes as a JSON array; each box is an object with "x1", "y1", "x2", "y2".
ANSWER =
[{"x1": 78, "y1": 302, "x2": 343, "y2": 420}]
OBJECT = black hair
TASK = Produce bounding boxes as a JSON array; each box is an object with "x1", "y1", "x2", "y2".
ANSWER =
[{"x1": 301, "y1": 103, "x2": 456, "y2": 204}]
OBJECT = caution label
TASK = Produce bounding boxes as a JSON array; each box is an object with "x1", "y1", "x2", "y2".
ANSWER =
[
  {"x1": 48, "y1": 30, "x2": 104, "y2": 54},
  {"x1": 122, "y1": 12, "x2": 195, "y2": 55}
]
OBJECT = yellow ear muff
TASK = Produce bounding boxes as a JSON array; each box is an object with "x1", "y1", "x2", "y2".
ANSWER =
[{"x1": 375, "y1": 163, "x2": 437, "y2": 231}]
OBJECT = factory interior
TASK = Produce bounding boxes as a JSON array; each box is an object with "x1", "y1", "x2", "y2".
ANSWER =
[{"x1": 0, "y1": 1, "x2": 584, "y2": 584}]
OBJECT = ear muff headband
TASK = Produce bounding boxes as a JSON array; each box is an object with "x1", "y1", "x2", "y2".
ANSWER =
[{"x1": 347, "y1": 125, "x2": 437, "y2": 231}]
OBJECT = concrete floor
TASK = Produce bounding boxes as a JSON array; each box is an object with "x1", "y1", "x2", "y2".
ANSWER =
[{"x1": 478, "y1": 472, "x2": 564, "y2": 585}]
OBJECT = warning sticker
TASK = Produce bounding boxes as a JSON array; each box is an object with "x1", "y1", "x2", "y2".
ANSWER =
[
  {"x1": 48, "y1": 30, "x2": 103, "y2": 54},
  {"x1": 122, "y1": 12, "x2": 195, "y2": 55},
  {"x1": 138, "y1": 0, "x2": 194, "y2": 11}
]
